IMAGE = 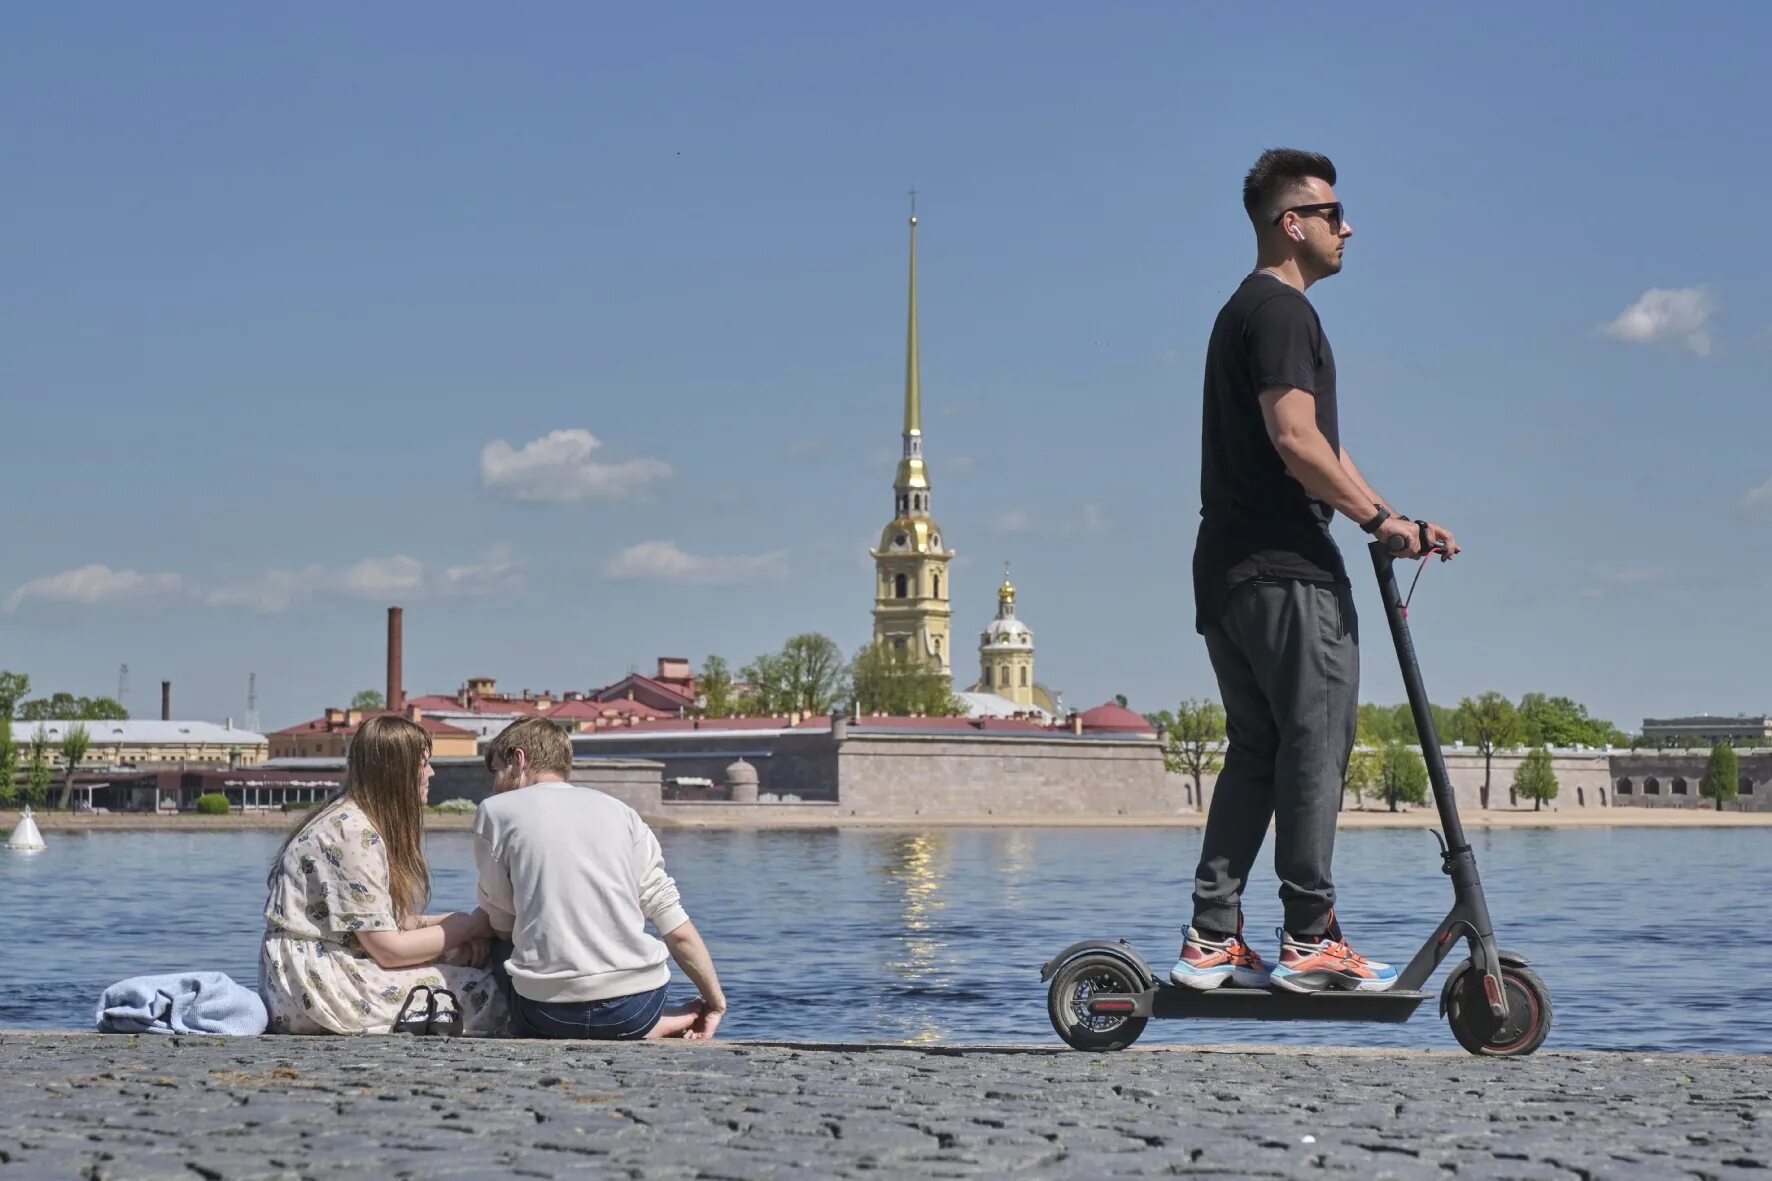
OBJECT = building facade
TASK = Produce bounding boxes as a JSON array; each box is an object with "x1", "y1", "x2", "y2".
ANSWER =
[
  {"x1": 1639, "y1": 715, "x2": 1772, "y2": 747},
  {"x1": 269, "y1": 706, "x2": 478, "y2": 760},
  {"x1": 870, "y1": 209, "x2": 954, "y2": 675},
  {"x1": 977, "y1": 570, "x2": 1036, "y2": 708},
  {"x1": 7, "y1": 720, "x2": 268, "y2": 769}
]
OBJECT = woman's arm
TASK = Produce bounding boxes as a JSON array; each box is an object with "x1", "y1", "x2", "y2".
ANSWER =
[{"x1": 357, "y1": 910, "x2": 491, "y2": 969}]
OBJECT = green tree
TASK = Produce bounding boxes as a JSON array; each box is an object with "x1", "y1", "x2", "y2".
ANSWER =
[
  {"x1": 777, "y1": 633, "x2": 847, "y2": 716},
  {"x1": 1154, "y1": 699, "x2": 1225, "y2": 809},
  {"x1": 350, "y1": 689, "x2": 385, "y2": 711},
  {"x1": 848, "y1": 642, "x2": 965, "y2": 717},
  {"x1": 1343, "y1": 744, "x2": 1381, "y2": 810},
  {"x1": 80, "y1": 696, "x2": 127, "y2": 720},
  {"x1": 0, "y1": 671, "x2": 30, "y2": 719},
  {"x1": 1358, "y1": 702, "x2": 1458, "y2": 745},
  {"x1": 697, "y1": 656, "x2": 737, "y2": 719},
  {"x1": 0, "y1": 718, "x2": 16, "y2": 806},
  {"x1": 16, "y1": 692, "x2": 128, "y2": 721},
  {"x1": 737, "y1": 651, "x2": 790, "y2": 715},
  {"x1": 1455, "y1": 692, "x2": 1523, "y2": 809},
  {"x1": 1701, "y1": 742, "x2": 1740, "y2": 812},
  {"x1": 18, "y1": 692, "x2": 82, "y2": 721},
  {"x1": 25, "y1": 727, "x2": 53, "y2": 806},
  {"x1": 1379, "y1": 740, "x2": 1429, "y2": 813},
  {"x1": 1516, "y1": 693, "x2": 1625, "y2": 749},
  {"x1": 56, "y1": 723, "x2": 91, "y2": 809},
  {"x1": 1512, "y1": 745, "x2": 1559, "y2": 811}
]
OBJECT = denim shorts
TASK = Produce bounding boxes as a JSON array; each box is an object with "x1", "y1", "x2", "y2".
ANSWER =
[{"x1": 512, "y1": 985, "x2": 668, "y2": 1041}]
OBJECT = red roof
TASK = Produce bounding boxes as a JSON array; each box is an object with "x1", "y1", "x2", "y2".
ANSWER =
[
  {"x1": 849, "y1": 716, "x2": 1055, "y2": 734},
  {"x1": 592, "y1": 673, "x2": 695, "y2": 708},
  {"x1": 1077, "y1": 702, "x2": 1156, "y2": 734},
  {"x1": 271, "y1": 710, "x2": 475, "y2": 739},
  {"x1": 547, "y1": 699, "x2": 674, "y2": 722},
  {"x1": 406, "y1": 694, "x2": 471, "y2": 713}
]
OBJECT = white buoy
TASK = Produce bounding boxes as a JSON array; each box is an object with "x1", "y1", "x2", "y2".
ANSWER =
[{"x1": 6, "y1": 805, "x2": 46, "y2": 851}]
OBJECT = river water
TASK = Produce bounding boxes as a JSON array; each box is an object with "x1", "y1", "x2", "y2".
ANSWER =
[{"x1": 1, "y1": 826, "x2": 1762, "y2": 1052}]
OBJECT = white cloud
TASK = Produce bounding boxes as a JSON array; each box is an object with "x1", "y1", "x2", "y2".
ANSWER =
[
  {"x1": 206, "y1": 552, "x2": 518, "y2": 614},
  {"x1": 1600, "y1": 287, "x2": 1718, "y2": 356},
  {"x1": 992, "y1": 509, "x2": 1036, "y2": 534},
  {"x1": 436, "y1": 550, "x2": 522, "y2": 597},
  {"x1": 3, "y1": 565, "x2": 183, "y2": 613},
  {"x1": 1745, "y1": 476, "x2": 1772, "y2": 521},
  {"x1": 480, "y1": 428, "x2": 672, "y2": 503},
  {"x1": 989, "y1": 505, "x2": 1108, "y2": 536},
  {"x1": 338, "y1": 555, "x2": 426, "y2": 598},
  {"x1": 1579, "y1": 564, "x2": 1672, "y2": 600},
  {"x1": 602, "y1": 541, "x2": 787, "y2": 586}
]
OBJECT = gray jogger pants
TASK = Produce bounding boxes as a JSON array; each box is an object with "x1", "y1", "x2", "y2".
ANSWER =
[{"x1": 1191, "y1": 577, "x2": 1358, "y2": 940}]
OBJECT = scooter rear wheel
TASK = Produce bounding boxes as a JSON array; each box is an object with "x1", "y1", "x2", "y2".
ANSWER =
[
  {"x1": 1446, "y1": 961, "x2": 1552, "y2": 1056},
  {"x1": 1046, "y1": 953, "x2": 1148, "y2": 1051}
]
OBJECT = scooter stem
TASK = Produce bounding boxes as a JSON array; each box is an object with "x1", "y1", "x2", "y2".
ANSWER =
[{"x1": 1369, "y1": 542, "x2": 1506, "y2": 1017}]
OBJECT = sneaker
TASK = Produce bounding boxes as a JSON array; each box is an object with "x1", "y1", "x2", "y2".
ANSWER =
[
  {"x1": 1269, "y1": 927, "x2": 1398, "y2": 993},
  {"x1": 1169, "y1": 926, "x2": 1271, "y2": 991}
]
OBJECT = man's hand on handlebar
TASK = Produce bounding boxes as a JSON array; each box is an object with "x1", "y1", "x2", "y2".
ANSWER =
[{"x1": 1376, "y1": 516, "x2": 1460, "y2": 560}]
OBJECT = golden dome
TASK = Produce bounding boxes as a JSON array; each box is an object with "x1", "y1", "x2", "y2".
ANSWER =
[
  {"x1": 998, "y1": 575, "x2": 1016, "y2": 604},
  {"x1": 877, "y1": 516, "x2": 947, "y2": 555},
  {"x1": 894, "y1": 456, "x2": 930, "y2": 491}
]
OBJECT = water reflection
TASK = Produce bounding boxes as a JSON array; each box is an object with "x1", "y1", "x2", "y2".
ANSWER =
[{"x1": 877, "y1": 831, "x2": 951, "y2": 1043}]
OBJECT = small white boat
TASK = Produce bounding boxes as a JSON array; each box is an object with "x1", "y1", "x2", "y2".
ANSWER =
[{"x1": 6, "y1": 806, "x2": 46, "y2": 851}]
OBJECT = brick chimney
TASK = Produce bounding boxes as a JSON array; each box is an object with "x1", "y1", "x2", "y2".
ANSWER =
[
  {"x1": 386, "y1": 607, "x2": 405, "y2": 713},
  {"x1": 161, "y1": 680, "x2": 171, "y2": 721}
]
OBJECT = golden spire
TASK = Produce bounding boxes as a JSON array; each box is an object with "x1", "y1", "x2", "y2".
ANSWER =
[
  {"x1": 903, "y1": 187, "x2": 921, "y2": 437},
  {"x1": 998, "y1": 562, "x2": 1015, "y2": 609},
  {"x1": 893, "y1": 188, "x2": 930, "y2": 499}
]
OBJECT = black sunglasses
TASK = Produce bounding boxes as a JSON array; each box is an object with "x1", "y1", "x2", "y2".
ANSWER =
[{"x1": 1273, "y1": 202, "x2": 1344, "y2": 230}]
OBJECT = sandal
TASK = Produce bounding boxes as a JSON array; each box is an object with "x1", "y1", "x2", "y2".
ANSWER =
[
  {"x1": 393, "y1": 985, "x2": 435, "y2": 1035},
  {"x1": 427, "y1": 988, "x2": 463, "y2": 1037}
]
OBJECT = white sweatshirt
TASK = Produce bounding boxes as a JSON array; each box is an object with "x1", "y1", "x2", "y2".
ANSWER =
[{"x1": 473, "y1": 781, "x2": 690, "y2": 1003}]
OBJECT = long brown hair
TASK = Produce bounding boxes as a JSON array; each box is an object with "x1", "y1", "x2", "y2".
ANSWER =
[{"x1": 270, "y1": 714, "x2": 432, "y2": 923}]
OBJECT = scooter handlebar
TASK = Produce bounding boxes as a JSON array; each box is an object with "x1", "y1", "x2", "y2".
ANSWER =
[{"x1": 1384, "y1": 519, "x2": 1451, "y2": 558}]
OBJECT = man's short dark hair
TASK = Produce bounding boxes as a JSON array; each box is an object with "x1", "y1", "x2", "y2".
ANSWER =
[{"x1": 1243, "y1": 148, "x2": 1338, "y2": 223}]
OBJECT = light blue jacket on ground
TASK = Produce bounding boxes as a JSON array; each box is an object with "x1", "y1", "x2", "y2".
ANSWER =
[{"x1": 96, "y1": 972, "x2": 267, "y2": 1036}]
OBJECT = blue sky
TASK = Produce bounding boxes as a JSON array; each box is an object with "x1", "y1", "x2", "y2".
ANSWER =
[{"x1": 3, "y1": 3, "x2": 1768, "y2": 731}]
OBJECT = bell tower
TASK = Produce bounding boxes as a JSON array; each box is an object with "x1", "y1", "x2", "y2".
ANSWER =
[
  {"x1": 870, "y1": 196, "x2": 953, "y2": 675},
  {"x1": 978, "y1": 565, "x2": 1036, "y2": 707}
]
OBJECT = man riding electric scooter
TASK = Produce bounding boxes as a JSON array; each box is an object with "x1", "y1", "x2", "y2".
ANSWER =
[{"x1": 1177, "y1": 148, "x2": 1460, "y2": 994}]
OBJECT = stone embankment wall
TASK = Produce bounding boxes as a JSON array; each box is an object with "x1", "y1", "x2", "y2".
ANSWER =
[
  {"x1": 1606, "y1": 750, "x2": 1772, "y2": 812},
  {"x1": 1186, "y1": 747, "x2": 1772, "y2": 813},
  {"x1": 568, "y1": 728, "x2": 1177, "y2": 819},
  {"x1": 832, "y1": 732, "x2": 1175, "y2": 818},
  {"x1": 1192, "y1": 749, "x2": 1622, "y2": 814}
]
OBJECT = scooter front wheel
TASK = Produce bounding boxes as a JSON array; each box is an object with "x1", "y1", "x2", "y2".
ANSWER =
[
  {"x1": 1445, "y1": 961, "x2": 1552, "y2": 1056},
  {"x1": 1046, "y1": 953, "x2": 1149, "y2": 1051}
]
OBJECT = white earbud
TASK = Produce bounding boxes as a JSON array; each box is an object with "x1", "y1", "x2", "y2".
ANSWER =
[{"x1": 1287, "y1": 224, "x2": 1305, "y2": 242}]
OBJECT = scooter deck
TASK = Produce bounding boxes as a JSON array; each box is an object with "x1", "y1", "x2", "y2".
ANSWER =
[{"x1": 1149, "y1": 983, "x2": 1429, "y2": 1023}]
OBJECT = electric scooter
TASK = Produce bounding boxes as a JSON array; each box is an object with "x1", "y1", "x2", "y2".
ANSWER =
[{"x1": 1041, "y1": 539, "x2": 1552, "y2": 1056}]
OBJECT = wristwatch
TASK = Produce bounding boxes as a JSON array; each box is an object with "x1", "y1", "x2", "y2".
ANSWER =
[{"x1": 1359, "y1": 505, "x2": 1391, "y2": 534}]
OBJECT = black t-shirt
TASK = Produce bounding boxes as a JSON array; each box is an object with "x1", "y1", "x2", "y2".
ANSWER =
[{"x1": 1192, "y1": 272, "x2": 1347, "y2": 634}]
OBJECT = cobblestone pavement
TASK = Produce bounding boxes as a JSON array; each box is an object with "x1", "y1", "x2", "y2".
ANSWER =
[{"x1": 1, "y1": 1033, "x2": 1767, "y2": 1179}]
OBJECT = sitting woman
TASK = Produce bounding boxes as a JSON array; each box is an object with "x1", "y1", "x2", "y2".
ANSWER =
[{"x1": 260, "y1": 714, "x2": 508, "y2": 1034}]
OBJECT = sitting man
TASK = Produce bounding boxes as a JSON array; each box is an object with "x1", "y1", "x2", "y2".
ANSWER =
[{"x1": 474, "y1": 717, "x2": 727, "y2": 1039}]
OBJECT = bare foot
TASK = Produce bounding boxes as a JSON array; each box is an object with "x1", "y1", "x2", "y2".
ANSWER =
[{"x1": 642, "y1": 999, "x2": 705, "y2": 1040}]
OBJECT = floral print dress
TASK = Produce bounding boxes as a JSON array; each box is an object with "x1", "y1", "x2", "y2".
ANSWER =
[{"x1": 259, "y1": 803, "x2": 508, "y2": 1035}]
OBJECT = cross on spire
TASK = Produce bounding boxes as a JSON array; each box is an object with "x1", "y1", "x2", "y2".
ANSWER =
[{"x1": 907, "y1": 185, "x2": 918, "y2": 218}]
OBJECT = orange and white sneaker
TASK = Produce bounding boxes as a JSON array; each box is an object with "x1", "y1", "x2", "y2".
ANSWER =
[
  {"x1": 1169, "y1": 926, "x2": 1271, "y2": 991},
  {"x1": 1269, "y1": 928, "x2": 1398, "y2": 993}
]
